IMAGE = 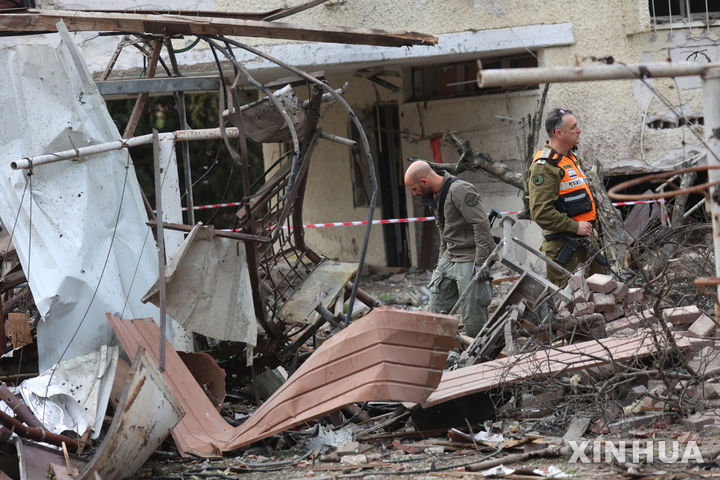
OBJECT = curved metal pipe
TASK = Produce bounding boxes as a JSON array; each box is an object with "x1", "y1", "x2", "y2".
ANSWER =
[
  {"x1": 204, "y1": 35, "x2": 378, "y2": 326},
  {"x1": 200, "y1": 37, "x2": 301, "y2": 197}
]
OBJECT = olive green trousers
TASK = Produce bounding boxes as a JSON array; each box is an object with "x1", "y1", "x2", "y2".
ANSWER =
[{"x1": 428, "y1": 255, "x2": 493, "y2": 338}]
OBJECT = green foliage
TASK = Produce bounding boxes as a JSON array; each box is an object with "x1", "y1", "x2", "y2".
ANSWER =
[{"x1": 106, "y1": 92, "x2": 264, "y2": 227}]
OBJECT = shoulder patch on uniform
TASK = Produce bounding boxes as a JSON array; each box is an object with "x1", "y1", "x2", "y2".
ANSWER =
[
  {"x1": 535, "y1": 158, "x2": 547, "y2": 165},
  {"x1": 539, "y1": 148, "x2": 552, "y2": 159},
  {"x1": 464, "y1": 192, "x2": 479, "y2": 207},
  {"x1": 532, "y1": 174, "x2": 544, "y2": 186}
]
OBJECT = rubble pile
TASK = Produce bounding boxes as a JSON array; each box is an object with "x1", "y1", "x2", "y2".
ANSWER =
[{"x1": 553, "y1": 272, "x2": 644, "y2": 337}]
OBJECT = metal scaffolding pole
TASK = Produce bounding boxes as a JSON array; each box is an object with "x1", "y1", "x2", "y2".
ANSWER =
[
  {"x1": 11, "y1": 127, "x2": 246, "y2": 170},
  {"x1": 703, "y1": 66, "x2": 720, "y2": 313},
  {"x1": 477, "y1": 61, "x2": 720, "y2": 87}
]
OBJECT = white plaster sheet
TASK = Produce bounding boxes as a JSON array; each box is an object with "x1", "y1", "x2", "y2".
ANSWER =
[
  {"x1": 0, "y1": 25, "x2": 160, "y2": 371},
  {"x1": 19, "y1": 345, "x2": 119, "y2": 440},
  {"x1": 142, "y1": 223, "x2": 257, "y2": 346}
]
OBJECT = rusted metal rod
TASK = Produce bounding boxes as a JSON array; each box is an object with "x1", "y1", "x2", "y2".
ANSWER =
[
  {"x1": 477, "y1": 61, "x2": 720, "y2": 88},
  {"x1": 146, "y1": 220, "x2": 271, "y2": 243},
  {"x1": 0, "y1": 409, "x2": 79, "y2": 450},
  {"x1": 0, "y1": 382, "x2": 42, "y2": 429}
]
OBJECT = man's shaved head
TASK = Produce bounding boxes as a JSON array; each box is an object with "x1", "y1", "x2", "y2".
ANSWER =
[
  {"x1": 404, "y1": 161, "x2": 441, "y2": 197},
  {"x1": 404, "y1": 161, "x2": 432, "y2": 184}
]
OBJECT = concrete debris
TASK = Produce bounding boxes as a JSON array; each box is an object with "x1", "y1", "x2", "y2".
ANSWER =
[
  {"x1": 586, "y1": 273, "x2": 617, "y2": 293},
  {"x1": 681, "y1": 412, "x2": 716, "y2": 432},
  {"x1": 688, "y1": 313, "x2": 718, "y2": 338},
  {"x1": 663, "y1": 305, "x2": 702, "y2": 325}
]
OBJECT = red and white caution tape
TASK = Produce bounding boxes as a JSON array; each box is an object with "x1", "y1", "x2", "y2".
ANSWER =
[
  {"x1": 190, "y1": 198, "x2": 664, "y2": 214},
  {"x1": 301, "y1": 216, "x2": 434, "y2": 228},
  {"x1": 216, "y1": 198, "x2": 670, "y2": 232}
]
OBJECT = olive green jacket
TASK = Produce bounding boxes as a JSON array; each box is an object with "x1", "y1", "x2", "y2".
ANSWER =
[
  {"x1": 432, "y1": 172, "x2": 495, "y2": 265},
  {"x1": 528, "y1": 147, "x2": 592, "y2": 236}
]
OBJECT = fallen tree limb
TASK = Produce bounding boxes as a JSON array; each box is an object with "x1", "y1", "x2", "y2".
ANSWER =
[
  {"x1": 442, "y1": 131, "x2": 524, "y2": 191},
  {"x1": 467, "y1": 445, "x2": 567, "y2": 471}
]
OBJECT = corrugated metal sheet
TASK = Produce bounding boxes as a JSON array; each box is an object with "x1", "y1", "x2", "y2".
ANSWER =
[
  {"x1": 108, "y1": 307, "x2": 457, "y2": 456},
  {"x1": 423, "y1": 332, "x2": 691, "y2": 408}
]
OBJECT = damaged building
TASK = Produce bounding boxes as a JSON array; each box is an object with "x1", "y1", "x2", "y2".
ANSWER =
[{"x1": 0, "y1": 0, "x2": 719, "y2": 479}]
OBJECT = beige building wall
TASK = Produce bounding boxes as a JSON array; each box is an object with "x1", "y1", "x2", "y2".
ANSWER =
[
  {"x1": 31, "y1": 0, "x2": 720, "y2": 267},
  {"x1": 255, "y1": 1, "x2": 719, "y2": 268}
]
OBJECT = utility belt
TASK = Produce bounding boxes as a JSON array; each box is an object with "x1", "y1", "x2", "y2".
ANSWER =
[{"x1": 544, "y1": 231, "x2": 619, "y2": 279}]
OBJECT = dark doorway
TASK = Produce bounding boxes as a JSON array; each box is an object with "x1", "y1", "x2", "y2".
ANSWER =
[{"x1": 375, "y1": 104, "x2": 410, "y2": 267}]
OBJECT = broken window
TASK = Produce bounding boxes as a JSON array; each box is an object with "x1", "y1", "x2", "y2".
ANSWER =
[
  {"x1": 649, "y1": 0, "x2": 720, "y2": 23},
  {"x1": 410, "y1": 52, "x2": 538, "y2": 102}
]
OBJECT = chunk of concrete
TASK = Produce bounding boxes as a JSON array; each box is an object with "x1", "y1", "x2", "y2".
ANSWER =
[
  {"x1": 647, "y1": 381, "x2": 669, "y2": 397},
  {"x1": 567, "y1": 271, "x2": 588, "y2": 292},
  {"x1": 613, "y1": 283, "x2": 629, "y2": 303},
  {"x1": 337, "y1": 442, "x2": 360, "y2": 456},
  {"x1": 563, "y1": 416, "x2": 591, "y2": 441},
  {"x1": 703, "y1": 383, "x2": 720, "y2": 400},
  {"x1": 603, "y1": 304, "x2": 625, "y2": 322},
  {"x1": 627, "y1": 384, "x2": 648, "y2": 402},
  {"x1": 626, "y1": 288, "x2": 642, "y2": 303},
  {"x1": 686, "y1": 337, "x2": 715, "y2": 352},
  {"x1": 573, "y1": 285, "x2": 592, "y2": 303},
  {"x1": 687, "y1": 346, "x2": 720, "y2": 376},
  {"x1": 573, "y1": 302, "x2": 595, "y2": 316},
  {"x1": 341, "y1": 454, "x2": 368, "y2": 465},
  {"x1": 586, "y1": 273, "x2": 617, "y2": 293},
  {"x1": 688, "y1": 314, "x2": 717, "y2": 338},
  {"x1": 662, "y1": 306, "x2": 702, "y2": 326},
  {"x1": 682, "y1": 412, "x2": 716, "y2": 432},
  {"x1": 591, "y1": 292, "x2": 616, "y2": 312}
]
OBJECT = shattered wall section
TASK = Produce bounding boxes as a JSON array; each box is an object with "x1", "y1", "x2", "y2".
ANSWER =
[{"x1": 0, "y1": 28, "x2": 160, "y2": 371}]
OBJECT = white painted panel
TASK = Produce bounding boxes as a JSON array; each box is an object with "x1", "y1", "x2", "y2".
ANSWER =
[{"x1": 0, "y1": 24, "x2": 161, "y2": 371}]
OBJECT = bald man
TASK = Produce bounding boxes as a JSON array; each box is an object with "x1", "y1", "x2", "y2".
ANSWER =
[{"x1": 404, "y1": 161, "x2": 495, "y2": 337}]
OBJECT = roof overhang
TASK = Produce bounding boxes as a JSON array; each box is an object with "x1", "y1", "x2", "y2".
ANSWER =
[{"x1": 94, "y1": 23, "x2": 574, "y2": 95}]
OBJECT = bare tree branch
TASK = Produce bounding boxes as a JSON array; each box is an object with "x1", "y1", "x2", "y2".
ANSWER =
[{"x1": 442, "y1": 131, "x2": 524, "y2": 191}]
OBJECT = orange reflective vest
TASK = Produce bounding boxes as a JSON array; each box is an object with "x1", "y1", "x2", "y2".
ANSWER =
[{"x1": 532, "y1": 148, "x2": 597, "y2": 222}]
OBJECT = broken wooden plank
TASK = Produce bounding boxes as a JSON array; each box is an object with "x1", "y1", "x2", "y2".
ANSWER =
[
  {"x1": 16, "y1": 440, "x2": 87, "y2": 480},
  {"x1": 108, "y1": 307, "x2": 457, "y2": 456},
  {"x1": 79, "y1": 1, "x2": 328, "y2": 22},
  {"x1": 7, "y1": 312, "x2": 32, "y2": 349},
  {"x1": 0, "y1": 10, "x2": 437, "y2": 47},
  {"x1": 423, "y1": 331, "x2": 692, "y2": 408}
]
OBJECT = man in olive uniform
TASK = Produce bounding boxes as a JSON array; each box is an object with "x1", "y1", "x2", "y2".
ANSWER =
[
  {"x1": 528, "y1": 108, "x2": 607, "y2": 286},
  {"x1": 404, "y1": 161, "x2": 495, "y2": 337}
]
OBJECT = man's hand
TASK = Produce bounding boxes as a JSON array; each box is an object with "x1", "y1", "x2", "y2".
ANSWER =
[
  {"x1": 576, "y1": 220, "x2": 593, "y2": 236},
  {"x1": 474, "y1": 265, "x2": 492, "y2": 282}
]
